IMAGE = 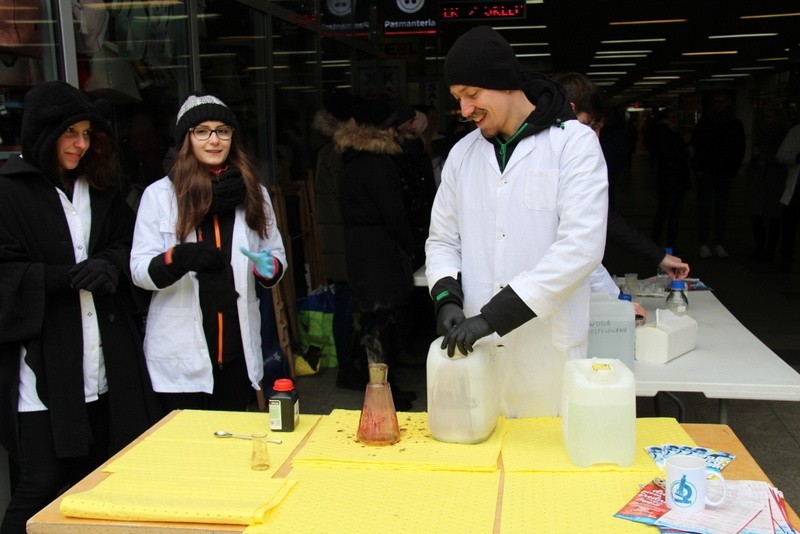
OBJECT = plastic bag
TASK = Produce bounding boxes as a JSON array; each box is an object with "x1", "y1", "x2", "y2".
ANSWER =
[{"x1": 296, "y1": 285, "x2": 338, "y2": 370}]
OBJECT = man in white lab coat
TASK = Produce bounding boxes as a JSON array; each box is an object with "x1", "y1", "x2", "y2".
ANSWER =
[{"x1": 425, "y1": 26, "x2": 608, "y2": 417}]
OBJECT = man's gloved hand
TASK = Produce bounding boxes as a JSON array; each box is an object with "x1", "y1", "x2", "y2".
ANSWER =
[
  {"x1": 171, "y1": 243, "x2": 226, "y2": 273},
  {"x1": 441, "y1": 314, "x2": 494, "y2": 357},
  {"x1": 69, "y1": 258, "x2": 120, "y2": 295},
  {"x1": 436, "y1": 302, "x2": 465, "y2": 337},
  {"x1": 239, "y1": 247, "x2": 276, "y2": 278}
]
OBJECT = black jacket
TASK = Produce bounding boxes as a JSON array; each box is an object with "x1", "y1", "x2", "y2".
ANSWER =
[
  {"x1": 0, "y1": 154, "x2": 162, "y2": 459},
  {"x1": 654, "y1": 121, "x2": 692, "y2": 191},
  {"x1": 691, "y1": 110, "x2": 745, "y2": 176},
  {"x1": 334, "y1": 121, "x2": 414, "y2": 312}
]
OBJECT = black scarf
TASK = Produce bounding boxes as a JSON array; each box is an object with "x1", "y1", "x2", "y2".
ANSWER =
[{"x1": 210, "y1": 167, "x2": 246, "y2": 215}]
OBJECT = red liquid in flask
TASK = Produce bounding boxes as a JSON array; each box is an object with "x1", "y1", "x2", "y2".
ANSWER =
[{"x1": 357, "y1": 363, "x2": 400, "y2": 446}]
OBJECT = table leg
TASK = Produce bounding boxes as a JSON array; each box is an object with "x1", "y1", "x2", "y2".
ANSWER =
[{"x1": 718, "y1": 399, "x2": 729, "y2": 424}]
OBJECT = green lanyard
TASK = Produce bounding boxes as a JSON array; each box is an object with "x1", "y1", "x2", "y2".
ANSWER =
[{"x1": 494, "y1": 122, "x2": 529, "y2": 172}]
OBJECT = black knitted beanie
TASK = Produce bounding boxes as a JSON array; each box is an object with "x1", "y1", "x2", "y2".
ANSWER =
[
  {"x1": 445, "y1": 26, "x2": 523, "y2": 90},
  {"x1": 350, "y1": 99, "x2": 396, "y2": 129},
  {"x1": 21, "y1": 81, "x2": 111, "y2": 173},
  {"x1": 174, "y1": 94, "x2": 239, "y2": 143}
]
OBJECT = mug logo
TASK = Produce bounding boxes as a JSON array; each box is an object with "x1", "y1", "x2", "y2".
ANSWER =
[
  {"x1": 670, "y1": 475, "x2": 696, "y2": 507},
  {"x1": 396, "y1": 0, "x2": 424, "y2": 14}
]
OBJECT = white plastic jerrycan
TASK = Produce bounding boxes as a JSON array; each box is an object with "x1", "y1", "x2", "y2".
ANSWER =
[
  {"x1": 426, "y1": 337, "x2": 500, "y2": 444},
  {"x1": 562, "y1": 358, "x2": 636, "y2": 467},
  {"x1": 587, "y1": 292, "x2": 636, "y2": 371}
]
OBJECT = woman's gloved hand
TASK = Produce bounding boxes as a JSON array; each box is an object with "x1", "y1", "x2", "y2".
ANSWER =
[
  {"x1": 435, "y1": 302, "x2": 465, "y2": 337},
  {"x1": 171, "y1": 243, "x2": 226, "y2": 273},
  {"x1": 239, "y1": 247, "x2": 277, "y2": 278},
  {"x1": 69, "y1": 258, "x2": 120, "y2": 295},
  {"x1": 441, "y1": 314, "x2": 494, "y2": 357}
]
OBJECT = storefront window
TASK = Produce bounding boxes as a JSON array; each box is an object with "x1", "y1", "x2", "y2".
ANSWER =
[
  {"x1": 71, "y1": 0, "x2": 190, "y2": 200},
  {"x1": 272, "y1": 17, "x2": 317, "y2": 185},
  {"x1": 198, "y1": 0, "x2": 274, "y2": 184},
  {"x1": 0, "y1": 0, "x2": 62, "y2": 160}
]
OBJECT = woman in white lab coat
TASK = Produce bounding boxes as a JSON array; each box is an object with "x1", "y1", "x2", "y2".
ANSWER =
[{"x1": 131, "y1": 94, "x2": 286, "y2": 412}]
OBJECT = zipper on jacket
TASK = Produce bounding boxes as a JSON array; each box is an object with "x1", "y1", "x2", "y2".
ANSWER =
[
  {"x1": 212, "y1": 215, "x2": 224, "y2": 369},
  {"x1": 494, "y1": 122, "x2": 529, "y2": 172}
]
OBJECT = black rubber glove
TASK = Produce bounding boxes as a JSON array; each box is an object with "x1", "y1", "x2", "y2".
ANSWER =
[
  {"x1": 171, "y1": 243, "x2": 226, "y2": 273},
  {"x1": 441, "y1": 314, "x2": 494, "y2": 357},
  {"x1": 436, "y1": 302, "x2": 466, "y2": 337},
  {"x1": 69, "y1": 258, "x2": 120, "y2": 295}
]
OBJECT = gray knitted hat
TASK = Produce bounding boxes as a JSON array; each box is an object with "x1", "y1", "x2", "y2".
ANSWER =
[{"x1": 174, "y1": 94, "x2": 238, "y2": 142}]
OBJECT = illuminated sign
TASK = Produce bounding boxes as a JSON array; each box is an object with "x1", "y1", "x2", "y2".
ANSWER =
[
  {"x1": 441, "y1": 1, "x2": 527, "y2": 20},
  {"x1": 384, "y1": 0, "x2": 439, "y2": 36}
]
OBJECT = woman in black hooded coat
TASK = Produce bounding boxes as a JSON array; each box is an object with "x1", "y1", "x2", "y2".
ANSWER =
[
  {"x1": 0, "y1": 81, "x2": 161, "y2": 534},
  {"x1": 334, "y1": 99, "x2": 416, "y2": 409}
]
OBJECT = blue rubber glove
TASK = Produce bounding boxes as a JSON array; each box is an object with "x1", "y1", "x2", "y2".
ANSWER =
[{"x1": 239, "y1": 247, "x2": 276, "y2": 279}]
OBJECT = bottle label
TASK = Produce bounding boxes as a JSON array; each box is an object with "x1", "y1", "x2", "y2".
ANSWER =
[{"x1": 269, "y1": 399, "x2": 282, "y2": 430}]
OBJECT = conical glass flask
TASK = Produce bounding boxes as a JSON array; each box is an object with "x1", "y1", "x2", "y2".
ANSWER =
[{"x1": 357, "y1": 363, "x2": 400, "y2": 446}]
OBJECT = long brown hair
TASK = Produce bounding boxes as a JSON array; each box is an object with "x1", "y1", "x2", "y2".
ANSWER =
[
  {"x1": 55, "y1": 127, "x2": 120, "y2": 193},
  {"x1": 170, "y1": 133, "x2": 270, "y2": 241}
]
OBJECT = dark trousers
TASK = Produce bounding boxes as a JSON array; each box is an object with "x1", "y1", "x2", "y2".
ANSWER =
[
  {"x1": 751, "y1": 215, "x2": 781, "y2": 258},
  {"x1": 1, "y1": 396, "x2": 110, "y2": 534},
  {"x1": 652, "y1": 183, "x2": 687, "y2": 249},
  {"x1": 357, "y1": 306, "x2": 410, "y2": 386},
  {"x1": 695, "y1": 171, "x2": 734, "y2": 246},
  {"x1": 158, "y1": 355, "x2": 253, "y2": 412},
  {"x1": 332, "y1": 284, "x2": 354, "y2": 368}
]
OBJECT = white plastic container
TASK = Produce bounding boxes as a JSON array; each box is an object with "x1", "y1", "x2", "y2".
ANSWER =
[
  {"x1": 635, "y1": 309, "x2": 698, "y2": 364},
  {"x1": 426, "y1": 337, "x2": 500, "y2": 444},
  {"x1": 587, "y1": 292, "x2": 636, "y2": 371},
  {"x1": 561, "y1": 358, "x2": 636, "y2": 467}
]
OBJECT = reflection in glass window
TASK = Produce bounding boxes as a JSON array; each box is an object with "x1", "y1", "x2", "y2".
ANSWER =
[
  {"x1": 199, "y1": 1, "x2": 273, "y2": 184},
  {"x1": 71, "y1": 0, "x2": 190, "y2": 202},
  {"x1": 0, "y1": 0, "x2": 58, "y2": 158}
]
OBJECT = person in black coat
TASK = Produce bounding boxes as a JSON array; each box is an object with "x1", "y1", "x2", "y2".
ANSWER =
[
  {"x1": 651, "y1": 108, "x2": 692, "y2": 249},
  {"x1": 0, "y1": 81, "x2": 162, "y2": 534},
  {"x1": 334, "y1": 99, "x2": 416, "y2": 410},
  {"x1": 690, "y1": 90, "x2": 746, "y2": 258},
  {"x1": 551, "y1": 72, "x2": 690, "y2": 279}
]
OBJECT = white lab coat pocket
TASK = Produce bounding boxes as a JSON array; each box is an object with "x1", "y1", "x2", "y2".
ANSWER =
[
  {"x1": 144, "y1": 304, "x2": 212, "y2": 392},
  {"x1": 524, "y1": 170, "x2": 558, "y2": 211}
]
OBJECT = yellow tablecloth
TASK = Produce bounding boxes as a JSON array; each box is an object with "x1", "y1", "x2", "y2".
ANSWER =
[
  {"x1": 245, "y1": 468, "x2": 500, "y2": 533},
  {"x1": 502, "y1": 416, "x2": 695, "y2": 473},
  {"x1": 291, "y1": 409, "x2": 506, "y2": 472},
  {"x1": 60, "y1": 410, "x2": 318, "y2": 525},
  {"x1": 105, "y1": 409, "x2": 319, "y2": 477},
  {"x1": 501, "y1": 471, "x2": 653, "y2": 533},
  {"x1": 61, "y1": 472, "x2": 295, "y2": 525}
]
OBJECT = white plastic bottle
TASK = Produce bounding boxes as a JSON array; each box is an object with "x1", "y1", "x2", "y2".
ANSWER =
[
  {"x1": 665, "y1": 280, "x2": 689, "y2": 315},
  {"x1": 562, "y1": 358, "x2": 636, "y2": 467},
  {"x1": 426, "y1": 337, "x2": 500, "y2": 444},
  {"x1": 587, "y1": 292, "x2": 636, "y2": 371}
]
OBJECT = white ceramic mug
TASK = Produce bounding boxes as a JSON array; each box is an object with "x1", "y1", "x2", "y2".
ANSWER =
[{"x1": 665, "y1": 454, "x2": 726, "y2": 512}]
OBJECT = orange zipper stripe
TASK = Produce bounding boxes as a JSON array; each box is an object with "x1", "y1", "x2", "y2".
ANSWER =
[{"x1": 213, "y1": 215, "x2": 224, "y2": 367}]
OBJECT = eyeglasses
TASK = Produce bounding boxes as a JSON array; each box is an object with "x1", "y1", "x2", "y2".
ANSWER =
[{"x1": 189, "y1": 127, "x2": 234, "y2": 141}]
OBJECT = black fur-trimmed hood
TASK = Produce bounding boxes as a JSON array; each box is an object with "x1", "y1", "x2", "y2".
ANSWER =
[
  {"x1": 312, "y1": 108, "x2": 344, "y2": 138},
  {"x1": 333, "y1": 121, "x2": 403, "y2": 156}
]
